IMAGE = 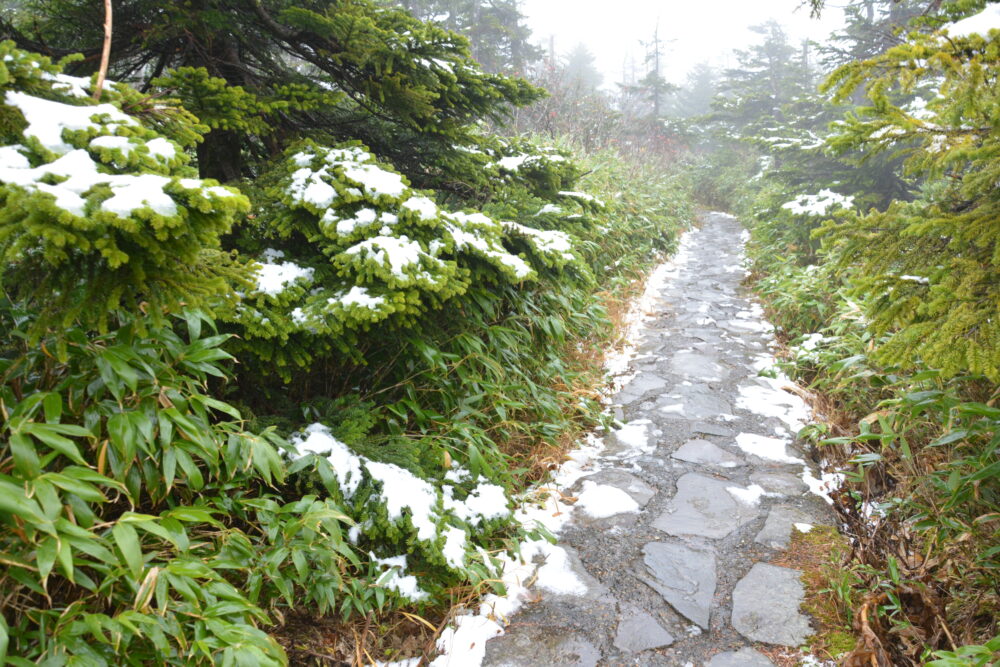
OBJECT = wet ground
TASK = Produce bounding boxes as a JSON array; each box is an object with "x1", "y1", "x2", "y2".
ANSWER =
[{"x1": 481, "y1": 212, "x2": 834, "y2": 667}]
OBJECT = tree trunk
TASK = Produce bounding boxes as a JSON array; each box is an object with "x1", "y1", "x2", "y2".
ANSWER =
[{"x1": 93, "y1": 0, "x2": 112, "y2": 101}]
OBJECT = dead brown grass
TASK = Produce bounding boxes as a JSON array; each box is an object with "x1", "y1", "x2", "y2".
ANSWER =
[{"x1": 268, "y1": 577, "x2": 501, "y2": 667}]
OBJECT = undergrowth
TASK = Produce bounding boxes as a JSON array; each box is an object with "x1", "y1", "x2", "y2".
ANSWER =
[
  {"x1": 724, "y1": 163, "x2": 1000, "y2": 666},
  {"x1": 0, "y1": 45, "x2": 693, "y2": 665}
]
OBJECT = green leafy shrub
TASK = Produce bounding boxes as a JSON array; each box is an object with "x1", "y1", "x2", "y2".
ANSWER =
[
  {"x1": 0, "y1": 307, "x2": 342, "y2": 665},
  {"x1": 225, "y1": 140, "x2": 586, "y2": 372},
  {"x1": 0, "y1": 42, "x2": 249, "y2": 334}
]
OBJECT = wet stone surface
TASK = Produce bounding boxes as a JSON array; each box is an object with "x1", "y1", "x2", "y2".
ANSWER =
[
  {"x1": 614, "y1": 608, "x2": 676, "y2": 653},
  {"x1": 755, "y1": 506, "x2": 815, "y2": 550},
  {"x1": 653, "y1": 473, "x2": 753, "y2": 540},
  {"x1": 482, "y1": 212, "x2": 833, "y2": 666},
  {"x1": 706, "y1": 647, "x2": 776, "y2": 666},
  {"x1": 671, "y1": 439, "x2": 745, "y2": 468},
  {"x1": 731, "y1": 563, "x2": 813, "y2": 646},
  {"x1": 643, "y1": 541, "x2": 717, "y2": 629}
]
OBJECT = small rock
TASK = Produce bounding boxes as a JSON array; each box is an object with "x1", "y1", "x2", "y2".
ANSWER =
[
  {"x1": 755, "y1": 506, "x2": 814, "y2": 549},
  {"x1": 672, "y1": 439, "x2": 744, "y2": 468},
  {"x1": 691, "y1": 422, "x2": 735, "y2": 437},
  {"x1": 642, "y1": 542, "x2": 717, "y2": 629},
  {"x1": 614, "y1": 609, "x2": 675, "y2": 652},
  {"x1": 731, "y1": 563, "x2": 812, "y2": 646},
  {"x1": 750, "y1": 471, "x2": 809, "y2": 496},
  {"x1": 706, "y1": 647, "x2": 776, "y2": 666}
]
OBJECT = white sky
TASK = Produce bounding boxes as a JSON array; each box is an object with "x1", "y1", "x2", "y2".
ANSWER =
[{"x1": 519, "y1": 0, "x2": 845, "y2": 87}]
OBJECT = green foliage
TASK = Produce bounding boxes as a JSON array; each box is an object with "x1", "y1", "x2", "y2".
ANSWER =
[
  {"x1": 928, "y1": 634, "x2": 1000, "y2": 666},
  {"x1": 3, "y1": 0, "x2": 545, "y2": 189},
  {"x1": 0, "y1": 307, "x2": 325, "y2": 665},
  {"x1": 0, "y1": 43, "x2": 249, "y2": 335},
  {"x1": 224, "y1": 140, "x2": 585, "y2": 373},
  {"x1": 819, "y1": 9, "x2": 1000, "y2": 381}
]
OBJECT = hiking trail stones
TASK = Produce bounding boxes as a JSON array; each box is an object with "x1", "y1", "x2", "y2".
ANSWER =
[{"x1": 481, "y1": 213, "x2": 832, "y2": 666}]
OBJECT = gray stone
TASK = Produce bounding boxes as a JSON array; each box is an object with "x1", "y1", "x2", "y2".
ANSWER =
[
  {"x1": 755, "y1": 506, "x2": 814, "y2": 550},
  {"x1": 575, "y1": 469, "x2": 657, "y2": 507},
  {"x1": 615, "y1": 372, "x2": 669, "y2": 404},
  {"x1": 637, "y1": 339, "x2": 666, "y2": 356},
  {"x1": 686, "y1": 328, "x2": 724, "y2": 342},
  {"x1": 658, "y1": 384, "x2": 733, "y2": 421},
  {"x1": 691, "y1": 422, "x2": 734, "y2": 437},
  {"x1": 706, "y1": 647, "x2": 776, "y2": 666},
  {"x1": 613, "y1": 609, "x2": 675, "y2": 652},
  {"x1": 484, "y1": 628, "x2": 600, "y2": 667},
  {"x1": 642, "y1": 542, "x2": 717, "y2": 629},
  {"x1": 535, "y1": 545, "x2": 607, "y2": 601},
  {"x1": 751, "y1": 471, "x2": 809, "y2": 496},
  {"x1": 624, "y1": 372, "x2": 668, "y2": 396},
  {"x1": 653, "y1": 473, "x2": 754, "y2": 539},
  {"x1": 672, "y1": 439, "x2": 744, "y2": 469},
  {"x1": 731, "y1": 563, "x2": 812, "y2": 646},
  {"x1": 671, "y1": 352, "x2": 725, "y2": 381}
]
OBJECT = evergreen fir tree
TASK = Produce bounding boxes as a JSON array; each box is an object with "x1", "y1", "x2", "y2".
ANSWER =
[
  {"x1": 1, "y1": 0, "x2": 545, "y2": 197},
  {"x1": 820, "y1": 0, "x2": 1000, "y2": 380}
]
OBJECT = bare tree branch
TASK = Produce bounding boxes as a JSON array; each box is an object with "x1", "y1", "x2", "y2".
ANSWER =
[{"x1": 93, "y1": 0, "x2": 112, "y2": 100}]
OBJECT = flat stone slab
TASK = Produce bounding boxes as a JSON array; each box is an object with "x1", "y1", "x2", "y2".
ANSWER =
[
  {"x1": 613, "y1": 608, "x2": 675, "y2": 652},
  {"x1": 484, "y1": 628, "x2": 600, "y2": 666},
  {"x1": 535, "y1": 544, "x2": 607, "y2": 601},
  {"x1": 575, "y1": 470, "x2": 656, "y2": 507},
  {"x1": 658, "y1": 384, "x2": 733, "y2": 421},
  {"x1": 731, "y1": 563, "x2": 812, "y2": 646},
  {"x1": 603, "y1": 421, "x2": 653, "y2": 456},
  {"x1": 642, "y1": 542, "x2": 717, "y2": 629},
  {"x1": 755, "y1": 506, "x2": 814, "y2": 550},
  {"x1": 685, "y1": 328, "x2": 724, "y2": 342},
  {"x1": 653, "y1": 473, "x2": 755, "y2": 539},
  {"x1": 671, "y1": 439, "x2": 744, "y2": 469},
  {"x1": 616, "y1": 373, "x2": 668, "y2": 404},
  {"x1": 691, "y1": 422, "x2": 734, "y2": 437},
  {"x1": 706, "y1": 647, "x2": 776, "y2": 666},
  {"x1": 751, "y1": 471, "x2": 809, "y2": 496},
  {"x1": 671, "y1": 352, "x2": 725, "y2": 382}
]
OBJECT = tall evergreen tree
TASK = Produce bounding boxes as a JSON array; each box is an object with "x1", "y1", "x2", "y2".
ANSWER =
[
  {"x1": 387, "y1": 0, "x2": 541, "y2": 73},
  {"x1": 668, "y1": 63, "x2": 718, "y2": 118},
  {"x1": 713, "y1": 21, "x2": 815, "y2": 138},
  {"x1": 562, "y1": 43, "x2": 603, "y2": 93},
  {"x1": 1, "y1": 0, "x2": 543, "y2": 194}
]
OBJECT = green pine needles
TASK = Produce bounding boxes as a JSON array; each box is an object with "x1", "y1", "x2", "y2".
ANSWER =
[
  {"x1": 226, "y1": 140, "x2": 586, "y2": 371},
  {"x1": 820, "y1": 9, "x2": 1000, "y2": 381},
  {"x1": 0, "y1": 42, "x2": 250, "y2": 337}
]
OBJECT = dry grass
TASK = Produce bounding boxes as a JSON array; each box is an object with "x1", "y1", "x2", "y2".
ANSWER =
[{"x1": 268, "y1": 579, "x2": 499, "y2": 667}]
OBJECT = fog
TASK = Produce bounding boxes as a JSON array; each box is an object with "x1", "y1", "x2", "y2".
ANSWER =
[{"x1": 519, "y1": 0, "x2": 845, "y2": 86}]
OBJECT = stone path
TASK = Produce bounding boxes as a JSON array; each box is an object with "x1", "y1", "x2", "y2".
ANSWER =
[{"x1": 482, "y1": 213, "x2": 833, "y2": 666}]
